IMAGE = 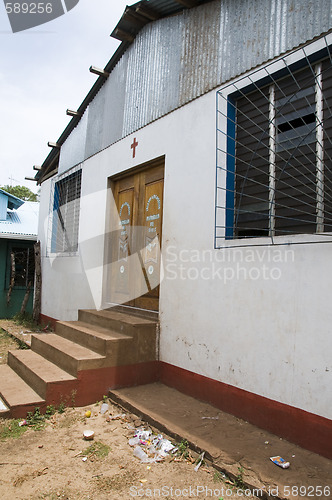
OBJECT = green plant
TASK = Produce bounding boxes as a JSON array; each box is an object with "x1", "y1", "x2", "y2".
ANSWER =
[
  {"x1": 195, "y1": 454, "x2": 205, "y2": 467},
  {"x1": 213, "y1": 471, "x2": 223, "y2": 482},
  {"x1": 0, "y1": 185, "x2": 38, "y2": 202},
  {"x1": 12, "y1": 312, "x2": 40, "y2": 331},
  {"x1": 235, "y1": 466, "x2": 245, "y2": 489},
  {"x1": 45, "y1": 405, "x2": 56, "y2": 417},
  {"x1": 0, "y1": 418, "x2": 28, "y2": 440},
  {"x1": 0, "y1": 327, "x2": 29, "y2": 351},
  {"x1": 18, "y1": 341, "x2": 30, "y2": 349},
  {"x1": 26, "y1": 407, "x2": 46, "y2": 430},
  {"x1": 58, "y1": 401, "x2": 66, "y2": 414},
  {"x1": 177, "y1": 439, "x2": 189, "y2": 458},
  {"x1": 82, "y1": 441, "x2": 110, "y2": 459}
]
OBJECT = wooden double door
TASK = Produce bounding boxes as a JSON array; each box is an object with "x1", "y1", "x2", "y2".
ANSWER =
[{"x1": 108, "y1": 160, "x2": 164, "y2": 311}]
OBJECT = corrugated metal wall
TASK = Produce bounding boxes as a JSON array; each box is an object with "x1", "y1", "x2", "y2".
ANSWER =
[
  {"x1": 59, "y1": 0, "x2": 332, "y2": 170},
  {"x1": 59, "y1": 109, "x2": 88, "y2": 174}
]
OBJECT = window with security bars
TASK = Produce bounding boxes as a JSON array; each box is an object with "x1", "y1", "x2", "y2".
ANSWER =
[
  {"x1": 216, "y1": 37, "x2": 332, "y2": 244},
  {"x1": 50, "y1": 169, "x2": 82, "y2": 253},
  {"x1": 7, "y1": 246, "x2": 35, "y2": 288}
]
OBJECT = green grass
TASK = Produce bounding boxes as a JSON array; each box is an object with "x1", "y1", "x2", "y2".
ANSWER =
[
  {"x1": 82, "y1": 441, "x2": 110, "y2": 459},
  {"x1": 213, "y1": 471, "x2": 223, "y2": 482},
  {"x1": 45, "y1": 404, "x2": 57, "y2": 417},
  {"x1": 0, "y1": 404, "x2": 73, "y2": 441},
  {"x1": 26, "y1": 407, "x2": 46, "y2": 430},
  {"x1": 177, "y1": 439, "x2": 189, "y2": 458},
  {"x1": 0, "y1": 328, "x2": 18, "y2": 363},
  {"x1": 12, "y1": 312, "x2": 41, "y2": 331},
  {"x1": 0, "y1": 418, "x2": 29, "y2": 440},
  {"x1": 235, "y1": 466, "x2": 245, "y2": 489}
]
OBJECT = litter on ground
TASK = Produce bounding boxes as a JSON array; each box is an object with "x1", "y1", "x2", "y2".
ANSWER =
[
  {"x1": 129, "y1": 427, "x2": 176, "y2": 463},
  {"x1": 270, "y1": 455, "x2": 290, "y2": 469}
]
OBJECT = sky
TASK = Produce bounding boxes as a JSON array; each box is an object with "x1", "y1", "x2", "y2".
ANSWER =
[{"x1": 0, "y1": 0, "x2": 129, "y2": 193}]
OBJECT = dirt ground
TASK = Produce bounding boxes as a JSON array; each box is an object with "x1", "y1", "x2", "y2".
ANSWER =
[
  {"x1": 0, "y1": 323, "x2": 19, "y2": 364},
  {"x1": 0, "y1": 318, "x2": 45, "y2": 349},
  {"x1": 0, "y1": 402, "x2": 259, "y2": 500},
  {"x1": 0, "y1": 322, "x2": 256, "y2": 500}
]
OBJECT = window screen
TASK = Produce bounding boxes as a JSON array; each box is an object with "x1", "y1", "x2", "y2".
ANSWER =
[{"x1": 51, "y1": 169, "x2": 82, "y2": 253}]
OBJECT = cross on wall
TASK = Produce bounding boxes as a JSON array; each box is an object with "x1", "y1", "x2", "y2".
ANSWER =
[{"x1": 131, "y1": 137, "x2": 138, "y2": 158}]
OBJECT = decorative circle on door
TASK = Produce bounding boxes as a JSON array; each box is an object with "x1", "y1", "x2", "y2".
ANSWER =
[
  {"x1": 148, "y1": 265, "x2": 154, "y2": 275},
  {"x1": 120, "y1": 265, "x2": 125, "y2": 274}
]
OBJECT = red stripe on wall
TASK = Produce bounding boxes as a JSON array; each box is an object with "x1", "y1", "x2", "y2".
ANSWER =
[
  {"x1": 37, "y1": 312, "x2": 332, "y2": 458},
  {"x1": 159, "y1": 361, "x2": 332, "y2": 459},
  {"x1": 39, "y1": 313, "x2": 58, "y2": 331},
  {"x1": 74, "y1": 361, "x2": 160, "y2": 407}
]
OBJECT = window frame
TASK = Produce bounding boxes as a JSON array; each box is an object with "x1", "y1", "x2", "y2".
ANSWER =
[
  {"x1": 47, "y1": 165, "x2": 82, "y2": 256},
  {"x1": 215, "y1": 34, "x2": 332, "y2": 248},
  {"x1": 5, "y1": 243, "x2": 35, "y2": 290}
]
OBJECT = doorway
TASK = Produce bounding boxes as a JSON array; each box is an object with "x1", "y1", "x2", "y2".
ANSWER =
[{"x1": 106, "y1": 158, "x2": 164, "y2": 312}]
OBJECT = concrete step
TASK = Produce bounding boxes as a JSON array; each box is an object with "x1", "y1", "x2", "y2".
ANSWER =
[
  {"x1": 0, "y1": 364, "x2": 45, "y2": 418},
  {"x1": 79, "y1": 309, "x2": 157, "y2": 335},
  {"x1": 31, "y1": 333, "x2": 106, "y2": 376},
  {"x1": 108, "y1": 304, "x2": 159, "y2": 321},
  {"x1": 8, "y1": 350, "x2": 76, "y2": 399},
  {"x1": 0, "y1": 309, "x2": 159, "y2": 418},
  {"x1": 55, "y1": 320, "x2": 133, "y2": 355},
  {"x1": 78, "y1": 310, "x2": 157, "y2": 362}
]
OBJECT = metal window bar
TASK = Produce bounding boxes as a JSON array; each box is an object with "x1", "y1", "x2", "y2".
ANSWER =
[
  {"x1": 227, "y1": 64, "x2": 332, "y2": 204},
  {"x1": 47, "y1": 165, "x2": 82, "y2": 256},
  {"x1": 9, "y1": 247, "x2": 35, "y2": 288},
  {"x1": 269, "y1": 84, "x2": 276, "y2": 239},
  {"x1": 217, "y1": 118, "x2": 332, "y2": 217},
  {"x1": 216, "y1": 36, "x2": 332, "y2": 247},
  {"x1": 316, "y1": 63, "x2": 324, "y2": 232},
  {"x1": 234, "y1": 52, "x2": 332, "y2": 192},
  {"x1": 218, "y1": 88, "x2": 332, "y2": 210}
]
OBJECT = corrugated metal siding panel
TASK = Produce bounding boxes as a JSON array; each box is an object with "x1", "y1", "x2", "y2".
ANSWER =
[
  {"x1": 102, "y1": 51, "x2": 129, "y2": 150},
  {"x1": 121, "y1": 0, "x2": 332, "y2": 140},
  {"x1": 58, "y1": 0, "x2": 332, "y2": 170},
  {"x1": 218, "y1": 0, "x2": 332, "y2": 83},
  {"x1": 85, "y1": 82, "x2": 106, "y2": 158},
  {"x1": 180, "y1": 2, "x2": 221, "y2": 101},
  {"x1": 58, "y1": 109, "x2": 88, "y2": 174},
  {"x1": 122, "y1": 14, "x2": 183, "y2": 136}
]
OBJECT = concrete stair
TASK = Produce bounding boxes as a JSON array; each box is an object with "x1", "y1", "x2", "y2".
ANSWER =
[{"x1": 0, "y1": 308, "x2": 158, "y2": 418}]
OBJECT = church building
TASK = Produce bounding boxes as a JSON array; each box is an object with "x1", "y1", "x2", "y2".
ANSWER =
[{"x1": 2, "y1": 0, "x2": 332, "y2": 459}]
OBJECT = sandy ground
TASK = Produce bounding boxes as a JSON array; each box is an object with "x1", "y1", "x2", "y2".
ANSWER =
[
  {"x1": 0, "y1": 324, "x2": 19, "y2": 364},
  {"x1": 0, "y1": 402, "x2": 257, "y2": 500},
  {"x1": 0, "y1": 323, "x2": 256, "y2": 500}
]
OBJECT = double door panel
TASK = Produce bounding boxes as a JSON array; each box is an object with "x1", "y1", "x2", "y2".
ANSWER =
[{"x1": 109, "y1": 163, "x2": 164, "y2": 311}]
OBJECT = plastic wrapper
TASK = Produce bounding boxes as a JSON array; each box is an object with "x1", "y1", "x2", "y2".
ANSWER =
[{"x1": 270, "y1": 456, "x2": 290, "y2": 469}]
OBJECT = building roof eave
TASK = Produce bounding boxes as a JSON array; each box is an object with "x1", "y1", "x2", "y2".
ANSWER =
[{"x1": 35, "y1": 0, "x2": 212, "y2": 185}]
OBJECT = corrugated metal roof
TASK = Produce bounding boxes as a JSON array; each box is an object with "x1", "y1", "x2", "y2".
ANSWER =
[
  {"x1": 111, "y1": 0, "x2": 210, "y2": 41},
  {"x1": 35, "y1": 0, "x2": 211, "y2": 183},
  {"x1": 0, "y1": 189, "x2": 24, "y2": 210},
  {"x1": 37, "y1": 0, "x2": 332, "y2": 183},
  {"x1": 0, "y1": 202, "x2": 39, "y2": 240}
]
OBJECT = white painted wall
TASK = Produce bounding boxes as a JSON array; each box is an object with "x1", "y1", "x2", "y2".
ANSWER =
[{"x1": 38, "y1": 88, "x2": 332, "y2": 421}]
